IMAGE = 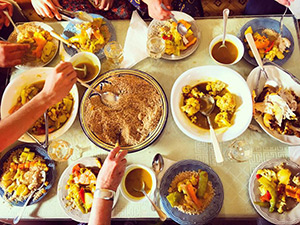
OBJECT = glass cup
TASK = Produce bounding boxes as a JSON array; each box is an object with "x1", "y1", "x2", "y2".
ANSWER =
[
  {"x1": 48, "y1": 139, "x2": 73, "y2": 162},
  {"x1": 104, "y1": 41, "x2": 124, "y2": 67},
  {"x1": 146, "y1": 36, "x2": 165, "y2": 59},
  {"x1": 228, "y1": 139, "x2": 252, "y2": 162}
]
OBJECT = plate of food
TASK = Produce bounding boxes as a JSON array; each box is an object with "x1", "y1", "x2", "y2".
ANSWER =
[
  {"x1": 57, "y1": 156, "x2": 120, "y2": 223},
  {"x1": 171, "y1": 65, "x2": 253, "y2": 143},
  {"x1": 249, "y1": 158, "x2": 300, "y2": 225},
  {"x1": 238, "y1": 18, "x2": 294, "y2": 66},
  {"x1": 62, "y1": 13, "x2": 116, "y2": 59},
  {"x1": 247, "y1": 65, "x2": 300, "y2": 145},
  {"x1": 0, "y1": 143, "x2": 55, "y2": 206},
  {"x1": 79, "y1": 69, "x2": 168, "y2": 153},
  {"x1": 7, "y1": 22, "x2": 59, "y2": 68},
  {"x1": 0, "y1": 67, "x2": 79, "y2": 143},
  {"x1": 148, "y1": 11, "x2": 200, "y2": 60},
  {"x1": 160, "y1": 160, "x2": 224, "y2": 225}
]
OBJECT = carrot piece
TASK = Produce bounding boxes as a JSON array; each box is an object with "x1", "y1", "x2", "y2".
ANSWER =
[
  {"x1": 185, "y1": 36, "x2": 197, "y2": 48},
  {"x1": 186, "y1": 183, "x2": 202, "y2": 209}
]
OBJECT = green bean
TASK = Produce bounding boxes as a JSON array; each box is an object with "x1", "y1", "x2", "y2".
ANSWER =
[{"x1": 197, "y1": 171, "x2": 208, "y2": 198}]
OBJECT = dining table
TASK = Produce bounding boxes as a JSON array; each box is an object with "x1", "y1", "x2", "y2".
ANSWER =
[{"x1": 0, "y1": 13, "x2": 300, "y2": 223}]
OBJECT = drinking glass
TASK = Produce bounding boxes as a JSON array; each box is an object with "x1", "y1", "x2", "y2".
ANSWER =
[
  {"x1": 228, "y1": 139, "x2": 252, "y2": 162},
  {"x1": 104, "y1": 41, "x2": 124, "y2": 67},
  {"x1": 146, "y1": 37, "x2": 165, "y2": 59},
  {"x1": 48, "y1": 139, "x2": 73, "y2": 162}
]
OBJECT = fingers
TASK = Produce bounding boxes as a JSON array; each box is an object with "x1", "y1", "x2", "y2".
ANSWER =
[
  {"x1": 45, "y1": 0, "x2": 61, "y2": 20},
  {"x1": 5, "y1": 43, "x2": 30, "y2": 52},
  {"x1": 109, "y1": 146, "x2": 121, "y2": 159}
]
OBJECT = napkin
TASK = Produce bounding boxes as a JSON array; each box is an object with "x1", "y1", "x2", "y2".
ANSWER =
[
  {"x1": 289, "y1": 146, "x2": 300, "y2": 165},
  {"x1": 289, "y1": 1, "x2": 300, "y2": 19},
  {"x1": 120, "y1": 10, "x2": 148, "y2": 68}
]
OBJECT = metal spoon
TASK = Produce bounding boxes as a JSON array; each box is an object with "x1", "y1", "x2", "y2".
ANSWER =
[
  {"x1": 279, "y1": 7, "x2": 288, "y2": 38},
  {"x1": 160, "y1": 3, "x2": 188, "y2": 45},
  {"x1": 3, "y1": 10, "x2": 20, "y2": 33},
  {"x1": 219, "y1": 8, "x2": 230, "y2": 49},
  {"x1": 74, "y1": 65, "x2": 87, "y2": 78},
  {"x1": 134, "y1": 181, "x2": 167, "y2": 221},
  {"x1": 152, "y1": 153, "x2": 164, "y2": 207},
  {"x1": 13, "y1": 171, "x2": 47, "y2": 224},
  {"x1": 199, "y1": 95, "x2": 223, "y2": 163}
]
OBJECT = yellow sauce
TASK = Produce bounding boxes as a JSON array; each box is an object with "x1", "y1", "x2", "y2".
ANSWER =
[{"x1": 125, "y1": 168, "x2": 152, "y2": 199}]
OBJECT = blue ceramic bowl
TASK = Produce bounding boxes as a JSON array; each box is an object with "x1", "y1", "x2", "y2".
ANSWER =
[
  {"x1": 79, "y1": 69, "x2": 168, "y2": 153},
  {"x1": 160, "y1": 160, "x2": 224, "y2": 225},
  {"x1": 0, "y1": 143, "x2": 56, "y2": 206},
  {"x1": 238, "y1": 18, "x2": 294, "y2": 66},
  {"x1": 62, "y1": 13, "x2": 116, "y2": 59}
]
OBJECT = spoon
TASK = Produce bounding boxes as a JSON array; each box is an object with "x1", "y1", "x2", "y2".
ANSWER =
[
  {"x1": 160, "y1": 3, "x2": 188, "y2": 45},
  {"x1": 279, "y1": 7, "x2": 288, "y2": 38},
  {"x1": 3, "y1": 10, "x2": 20, "y2": 33},
  {"x1": 219, "y1": 8, "x2": 230, "y2": 49},
  {"x1": 74, "y1": 64, "x2": 87, "y2": 78},
  {"x1": 134, "y1": 181, "x2": 167, "y2": 221},
  {"x1": 199, "y1": 95, "x2": 223, "y2": 163},
  {"x1": 152, "y1": 153, "x2": 164, "y2": 207},
  {"x1": 13, "y1": 171, "x2": 47, "y2": 224},
  {"x1": 78, "y1": 80, "x2": 119, "y2": 106}
]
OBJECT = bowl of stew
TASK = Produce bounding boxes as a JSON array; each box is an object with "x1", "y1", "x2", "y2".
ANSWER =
[
  {"x1": 120, "y1": 164, "x2": 156, "y2": 203},
  {"x1": 0, "y1": 67, "x2": 79, "y2": 143},
  {"x1": 170, "y1": 65, "x2": 252, "y2": 142},
  {"x1": 209, "y1": 34, "x2": 244, "y2": 65}
]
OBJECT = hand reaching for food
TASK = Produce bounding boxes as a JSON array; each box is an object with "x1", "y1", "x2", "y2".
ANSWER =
[
  {"x1": 96, "y1": 146, "x2": 128, "y2": 192},
  {"x1": 0, "y1": 0, "x2": 13, "y2": 29},
  {"x1": 41, "y1": 62, "x2": 77, "y2": 105},
  {"x1": 94, "y1": 0, "x2": 115, "y2": 10},
  {"x1": 142, "y1": 0, "x2": 171, "y2": 20},
  {"x1": 31, "y1": 0, "x2": 62, "y2": 20},
  {"x1": 0, "y1": 41, "x2": 30, "y2": 68},
  {"x1": 276, "y1": 0, "x2": 294, "y2": 6}
]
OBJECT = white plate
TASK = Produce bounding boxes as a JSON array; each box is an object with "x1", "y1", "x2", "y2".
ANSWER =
[
  {"x1": 148, "y1": 11, "x2": 200, "y2": 60},
  {"x1": 249, "y1": 158, "x2": 300, "y2": 225},
  {"x1": 0, "y1": 67, "x2": 79, "y2": 143},
  {"x1": 171, "y1": 65, "x2": 253, "y2": 142},
  {"x1": 7, "y1": 22, "x2": 59, "y2": 69},
  {"x1": 247, "y1": 65, "x2": 300, "y2": 145},
  {"x1": 57, "y1": 156, "x2": 120, "y2": 223}
]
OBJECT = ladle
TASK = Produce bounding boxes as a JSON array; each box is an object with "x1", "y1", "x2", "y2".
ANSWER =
[
  {"x1": 219, "y1": 8, "x2": 230, "y2": 49},
  {"x1": 160, "y1": 3, "x2": 188, "y2": 45},
  {"x1": 199, "y1": 95, "x2": 223, "y2": 163},
  {"x1": 151, "y1": 153, "x2": 164, "y2": 207},
  {"x1": 13, "y1": 171, "x2": 47, "y2": 224},
  {"x1": 78, "y1": 79, "x2": 119, "y2": 106},
  {"x1": 3, "y1": 10, "x2": 20, "y2": 33},
  {"x1": 74, "y1": 65, "x2": 87, "y2": 78},
  {"x1": 134, "y1": 181, "x2": 167, "y2": 221}
]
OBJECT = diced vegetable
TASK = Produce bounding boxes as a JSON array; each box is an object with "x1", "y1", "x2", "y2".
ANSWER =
[{"x1": 197, "y1": 171, "x2": 208, "y2": 198}]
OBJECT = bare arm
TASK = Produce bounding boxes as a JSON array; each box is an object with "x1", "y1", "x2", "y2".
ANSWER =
[
  {"x1": 31, "y1": 0, "x2": 62, "y2": 20},
  {"x1": 0, "y1": 41, "x2": 30, "y2": 67},
  {"x1": 88, "y1": 147, "x2": 127, "y2": 225},
  {"x1": 142, "y1": 0, "x2": 171, "y2": 20},
  {"x1": 0, "y1": 62, "x2": 77, "y2": 151}
]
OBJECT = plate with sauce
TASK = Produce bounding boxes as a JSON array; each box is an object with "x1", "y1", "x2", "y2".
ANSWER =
[
  {"x1": 209, "y1": 34, "x2": 244, "y2": 65},
  {"x1": 120, "y1": 164, "x2": 156, "y2": 202},
  {"x1": 238, "y1": 18, "x2": 294, "y2": 66}
]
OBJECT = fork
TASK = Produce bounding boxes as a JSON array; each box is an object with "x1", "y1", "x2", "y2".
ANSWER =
[{"x1": 279, "y1": 7, "x2": 288, "y2": 38}]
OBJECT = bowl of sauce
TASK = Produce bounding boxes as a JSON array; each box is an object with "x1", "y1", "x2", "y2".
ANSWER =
[
  {"x1": 121, "y1": 164, "x2": 156, "y2": 202},
  {"x1": 69, "y1": 52, "x2": 101, "y2": 83},
  {"x1": 209, "y1": 34, "x2": 244, "y2": 65}
]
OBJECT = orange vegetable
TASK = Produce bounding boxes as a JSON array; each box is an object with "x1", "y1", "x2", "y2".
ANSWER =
[
  {"x1": 10, "y1": 162, "x2": 18, "y2": 170},
  {"x1": 254, "y1": 36, "x2": 270, "y2": 49},
  {"x1": 178, "y1": 19, "x2": 191, "y2": 30},
  {"x1": 32, "y1": 33, "x2": 47, "y2": 58},
  {"x1": 186, "y1": 183, "x2": 202, "y2": 209},
  {"x1": 185, "y1": 35, "x2": 197, "y2": 48}
]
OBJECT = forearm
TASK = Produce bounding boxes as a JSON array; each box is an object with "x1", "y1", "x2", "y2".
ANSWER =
[
  {"x1": 0, "y1": 92, "x2": 50, "y2": 151},
  {"x1": 88, "y1": 198, "x2": 113, "y2": 225}
]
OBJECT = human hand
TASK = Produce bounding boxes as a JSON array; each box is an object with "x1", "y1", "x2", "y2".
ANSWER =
[
  {"x1": 0, "y1": 41, "x2": 30, "y2": 67},
  {"x1": 276, "y1": 0, "x2": 294, "y2": 6},
  {"x1": 0, "y1": 0, "x2": 13, "y2": 29},
  {"x1": 31, "y1": 0, "x2": 62, "y2": 20},
  {"x1": 41, "y1": 62, "x2": 77, "y2": 105},
  {"x1": 143, "y1": 0, "x2": 171, "y2": 20},
  {"x1": 94, "y1": 0, "x2": 114, "y2": 10},
  {"x1": 96, "y1": 146, "x2": 128, "y2": 192}
]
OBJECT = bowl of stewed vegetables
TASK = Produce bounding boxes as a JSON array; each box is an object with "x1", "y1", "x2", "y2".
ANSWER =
[
  {"x1": 170, "y1": 65, "x2": 253, "y2": 142},
  {"x1": 0, "y1": 67, "x2": 79, "y2": 143}
]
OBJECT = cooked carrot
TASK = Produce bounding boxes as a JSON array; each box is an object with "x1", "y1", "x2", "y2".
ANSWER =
[{"x1": 186, "y1": 183, "x2": 202, "y2": 209}]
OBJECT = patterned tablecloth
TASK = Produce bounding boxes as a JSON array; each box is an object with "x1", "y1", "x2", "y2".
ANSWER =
[{"x1": 2, "y1": 15, "x2": 300, "y2": 220}]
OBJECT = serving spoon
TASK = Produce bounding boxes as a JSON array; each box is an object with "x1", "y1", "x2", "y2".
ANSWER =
[
  {"x1": 3, "y1": 10, "x2": 20, "y2": 33},
  {"x1": 152, "y1": 153, "x2": 164, "y2": 208},
  {"x1": 13, "y1": 171, "x2": 47, "y2": 224},
  {"x1": 199, "y1": 95, "x2": 223, "y2": 163},
  {"x1": 219, "y1": 8, "x2": 230, "y2": 49},
  {"x1": 160, "y1": 3, "x2": 189, "y2": 45},
  {"x1": 134, "y1": 181, "x2": 167, "y2": 221}
]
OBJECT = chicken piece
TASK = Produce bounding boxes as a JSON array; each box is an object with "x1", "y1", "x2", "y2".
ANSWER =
[
  {"x1": 181, "y1": 97, "x2": 200, "y2": 117},
  {"x1": 216, "y1": 93, "x2": 236, "y2": 113}
]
